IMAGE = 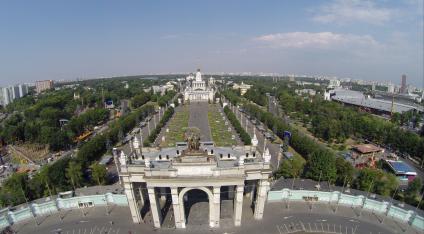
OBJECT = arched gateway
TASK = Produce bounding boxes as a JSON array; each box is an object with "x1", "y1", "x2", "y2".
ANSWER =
[
  {"x1": 178, "y1": 187, "x2": 214, "y2": 228},
  {"x1": 116, "y1": 126, "x2": 272, "y2": 229}
]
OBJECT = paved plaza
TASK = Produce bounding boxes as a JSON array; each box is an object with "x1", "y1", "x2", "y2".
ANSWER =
[
  {"x1": 11, "y1": 200, "x2": 419, "y2": 234},
  {"x1": 188, "y1": 102, "x2": 212, "y2": 141}
]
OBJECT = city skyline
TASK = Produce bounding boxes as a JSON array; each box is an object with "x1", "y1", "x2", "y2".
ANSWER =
[{"x1": 0, "y1": 0, "x2": 423, "y2": 87}]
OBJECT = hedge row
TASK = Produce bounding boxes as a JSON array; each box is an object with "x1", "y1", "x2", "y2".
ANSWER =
[
  {"x1": 77, "y1": 103, "x2": 156, "y2": 166},
  {"x1": 143, "y1": 107, "x2": 175, "y2": 147},
  {"x1": 223, "y1": 106, "x2": 251, "y2": 145}
]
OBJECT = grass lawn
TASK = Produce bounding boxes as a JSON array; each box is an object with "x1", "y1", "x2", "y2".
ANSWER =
[
  {"x1": 159, "y1": 105, "x2": 189, "y2": 147},
  {"x1": 208, "y1": 104, "x2": 237, "y2": 146}
]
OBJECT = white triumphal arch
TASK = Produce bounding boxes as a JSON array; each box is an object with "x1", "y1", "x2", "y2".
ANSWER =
[{"x1": 115, "y1": 129, "x2": 271, "y2": 228}]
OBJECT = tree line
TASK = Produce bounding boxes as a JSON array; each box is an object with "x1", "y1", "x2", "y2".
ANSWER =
[
  {"x1": 143, "y1": 106, "x2": 175, "y2": 147},
  {"x1": 223, "y1": 84, "x2": 423, "y2": 209},
  {"x1": 277, "y1": 90, "x2": 424, "y2": 162},
  {"x1": 0, "y1": 101, "x2": 155, "y2": 206},
  {"x1": 223, "y1": 106, "x2": 251, "y2": 145}
]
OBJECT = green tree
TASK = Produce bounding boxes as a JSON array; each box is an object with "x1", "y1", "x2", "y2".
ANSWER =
[
  {"x1": 48, "y1": 157, "x2": 71, "y2": 192},
  {"x1": 90, "y1": 163, "x2": 107, "y2": 185},
  {"x1": 354, "y1": 168, "x2": 379, "y2": 192},
  {"x1": 30, "y1": 166, "x2": 53, "y2": 198},
  {"x1": 373, "y1": 172, "x2": 398, "y2": 197},
  {"x1": 420, "y1": 125, "x2": 424, "y2": 137},
  {"x1": 305, "y1": 149, "x2": 337, "y2": 182},
  {"x1": 276, "y1": 155, "x2": 305, "y2": 179},
  {"x1": 405, "y1": 178, "x2": 422, "y2": 202},
  {"x1": 0, "y1": 173, "x2": 29, "y2": 206},
  {"x1": 354, "y1": 168, "x2": 398, "y2": 197},
  {"x1": 335, "y1": 157, "x2": 355, "y2": 186},
  {"x1": 66, "y1": 161, "x2": 83, "y2": 190}
]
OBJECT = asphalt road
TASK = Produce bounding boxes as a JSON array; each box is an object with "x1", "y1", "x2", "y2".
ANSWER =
[
  {"x1": 225, "y1": 100, "x2": 281, "y2": 172},
  {"x1": 11, "y1": 200, "x2": 419, "y2": 234}
]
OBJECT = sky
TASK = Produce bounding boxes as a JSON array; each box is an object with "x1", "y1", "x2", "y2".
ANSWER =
[{"x1": 0, "y1": 0, "x2": 423, "y2": 87}]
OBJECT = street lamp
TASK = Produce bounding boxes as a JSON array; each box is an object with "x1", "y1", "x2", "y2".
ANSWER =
[
  {"x1": 358, "y1": 179, "x2": 374, "y2": 217},
  {"x1": 103, "y1": 198, "x2": 110, "y2": 216}
]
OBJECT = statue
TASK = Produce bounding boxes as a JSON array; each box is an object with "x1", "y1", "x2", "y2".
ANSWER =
[
  {"x1": 119, "y1": 151, "x2": 127, "y2": 166},
  {"x1": 184, "y1": 127, "x2": 201, "y2": 152},
  {"x1": 263, "y1": 148, "x2": 271, "y2": 163}
]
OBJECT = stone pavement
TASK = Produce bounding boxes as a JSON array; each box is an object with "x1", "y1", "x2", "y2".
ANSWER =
[{"x1": 188, "y1": 102, "x2": 212, "y2": 141}]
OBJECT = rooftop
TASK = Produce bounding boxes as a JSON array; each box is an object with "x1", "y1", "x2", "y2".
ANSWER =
[
  {"x1": 332, "y1": 89, "x2": 423, "y2": 113},
  {"x1": 385, "y1": 160, "x2": 417, "y2": 175},
  {"x1": 353, "y1": 144, "x2": 382, "y2": 154}
]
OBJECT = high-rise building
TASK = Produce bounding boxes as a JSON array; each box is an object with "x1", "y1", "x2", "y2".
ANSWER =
[
  {"x1": 387, "y1": 83, "x2": 395, "y2": 93},
  {"x1": 400, "y1": 74, "x2": 407, "y2": 93},
  {"x1": 0, "y1": 84, "x2": 30, "y2": 106},
  {"x1": 35, "y1": 80, "x2": 54, "y2": 93},
  {"x1": 18, "y1": 84, "x2": 28, "y2": 97},
  {"x1": 11, "y1": 85, "x2": 20, "y2": 99},
  {"x1": 1, "y1": 87, "x2": 13, "y2": 106}
]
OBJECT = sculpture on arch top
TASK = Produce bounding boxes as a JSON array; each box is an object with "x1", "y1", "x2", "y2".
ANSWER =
[{"x1": 184, "y1": 127, "x2": 201, "y2": 152}]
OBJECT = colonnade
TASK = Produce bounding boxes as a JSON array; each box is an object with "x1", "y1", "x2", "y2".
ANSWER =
[{"x1": 124, "y1": 180, "x2": 269, "y2": 229}]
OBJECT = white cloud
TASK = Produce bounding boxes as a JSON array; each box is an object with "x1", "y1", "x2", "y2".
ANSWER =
[
  {"x1": 253, "y1": 32, "x2": 379, "y2": 49},
  {"x1": 312, "y1": 0, "x2": 395, "y2": 25}
]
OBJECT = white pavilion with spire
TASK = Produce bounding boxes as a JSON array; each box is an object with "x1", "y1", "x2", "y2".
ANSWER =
[{"x1": 184, "y1": 69, "x2": 215, "y2": 101}]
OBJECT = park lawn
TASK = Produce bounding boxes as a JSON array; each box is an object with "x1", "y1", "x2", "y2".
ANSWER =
[
  {"x1": 159, "y1": 105, "x2": 189, "y2": 147},
  {"x1": 208, "y1": 104, "x2": 237, "y2": 146}
]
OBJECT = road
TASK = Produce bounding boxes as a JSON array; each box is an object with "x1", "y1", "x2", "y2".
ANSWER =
[
  {"x1": 11, "y1": 200, "x2": 418, "y2": 234},
  {"x1": 223, "y1": 97, "x2": 281, "y2": 171}
]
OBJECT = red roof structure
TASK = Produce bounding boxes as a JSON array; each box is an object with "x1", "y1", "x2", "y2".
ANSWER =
[{"x1": 353, "y1": 144, "x2": 382, "y2": 154}]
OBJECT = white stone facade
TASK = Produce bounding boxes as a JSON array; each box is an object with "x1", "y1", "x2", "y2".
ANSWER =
[
  {"x1": 184, "y1": 69, "x2": 215, "y2": 102},
  {"x1": 115, "y1": 140, "x2": 272, "y2": 229}
]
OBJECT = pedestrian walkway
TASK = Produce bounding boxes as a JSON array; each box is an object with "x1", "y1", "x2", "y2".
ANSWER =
[{"x1": 188, "y1": 102, "x2": 212, "y2": 141}]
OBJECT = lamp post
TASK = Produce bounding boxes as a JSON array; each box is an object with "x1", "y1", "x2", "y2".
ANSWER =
[
  {"x1": 405, "y1": 192, "x2": 424, "y2": 233},
  {"x1": 358, "y1": 179, "x2": 374, "y2": 217},
  {"x1": 317, "y1": 171, "x2": 322, "y2": 191},
  {"x1": 334, "y1": 176, "x2": 347, "y2": 213},
  {"x1": 20, "y1": 184, "x2": 39, "y2": 226},
  {"x1": 380, "y1": 184, "x2": 399, "y2": 224},
  {"x1": 147, "y1": 118, "x2": 151, "y2": 134},
  {"x1": 103, "y1": 198, "x2": 110, "y2": 216}
]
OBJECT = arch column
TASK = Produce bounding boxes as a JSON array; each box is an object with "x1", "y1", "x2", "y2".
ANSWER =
[
  {"x1": 124, "y1": 181, "x2": 142, "y2": 223},
  {"x1": 212, "y1": 186, "x2": 221, "y2": 227},
  {"x1": 254, "y1": 179, "x2": 270, "y2": 220},
  {"x1": 171, "y1": 187, "x2": 184, "y2": 228},
  {"x1": 234, "y1": 185, "x2": 244, "y2": 226},
  {"x1": 148, "y1": 187, "x2": 162, "y2": 228}
]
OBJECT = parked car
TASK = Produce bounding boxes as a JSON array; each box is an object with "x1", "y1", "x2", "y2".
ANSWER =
[{"x1": 264, "y1": 132, "x2": 275, "y2": 141}]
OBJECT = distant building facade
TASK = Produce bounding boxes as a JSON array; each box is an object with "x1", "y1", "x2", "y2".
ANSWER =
[
  {"x1": 387, "y1": 83, "x2": 395, "y2": 93},
  {"x1": 400, "y1": 75, "x2": 407, "y2": 94},
  {"x1": 295, "y1": 89, "x2": 316, "y2": 96},
  {"x1": 35, "y1": 80, "x2": 54, "y2": 93},
  {"x1": 144, "y1": 82, "x2": 175, "y2": 95},
  {"x1": 232, "y1": 82, "x2": 252, "y2": 95},
  {"x1": 0, "y1": 84, "x2": 29, "y2": 106},
  {"x1": 184, "y1": 69, "x2": 215, "y2": 101},
  {"x1": 328, "y1": 79, "x2": 341, "y2": 89},
  {"x1": 18, "y1": 84, "x2": 28, "y2": 97}
]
